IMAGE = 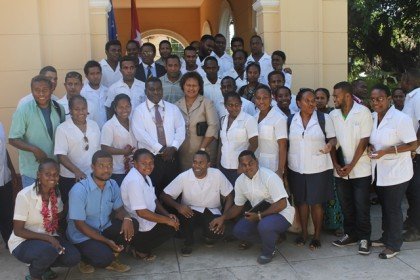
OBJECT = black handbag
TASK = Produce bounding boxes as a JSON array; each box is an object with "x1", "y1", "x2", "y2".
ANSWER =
[{"x1": 196, "y1": 121, "x2": 208, "y2": 136}]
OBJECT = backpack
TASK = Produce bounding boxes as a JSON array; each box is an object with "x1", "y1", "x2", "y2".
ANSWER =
[{"x1": 52, "y1": 100, "x2": 65, "y2": 123}]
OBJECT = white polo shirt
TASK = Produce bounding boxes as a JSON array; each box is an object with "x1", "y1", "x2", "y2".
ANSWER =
[
  {"x1": 254, "y1": 108, "x2": 288, "y2": 171},
  {"x1": 288, "y1": 111, "x2": 335, "y2": 174},
  {"x1": 101, "y1": 115, "x2": 137, "y2": 174},
  {"x1": 370, "y1": 106, "x2": 417, "y2": 186},
  {"x1": 220, "y1": 111, "x2": 259, "y2": 169},
  {"x1": 164, "y1": 168, "x2": 233, "y2": 215},
  {"x1": 99, "y1": 59, "x2": 122, "y2": 88},
  {"x1": 210, "y1": 51, "x2": 233, "y2": 78},
  {"x1": 215, "y1": 97, "x2": 256, "y2": 119},
  {"x1": 0, "y1": 122, "x2": 11, "y2": 186},
  {"x1": 105, "y1": 78, "x2": 146, "y2": 112},
  {"x1": 402, "y1": 87, "x2": 420, "y2": 154},
  {"x1": 80, "y1": 83, "x2": 108, "y2": 129},
  {"x1": 132, "y1": 99, "x2": 186, "y2": 155},
  {"x1": 246, "y1": 53, "x2": 272, "y2": 86},
  {"x1": 8, "y1": 185, "x2": 63, "y2": 253},
  {"x1": 222, "y1": 68, "x2": 247, "y2": 90},
  {"x1": 121, "y1": 168, "x2": 157, "y2": 232},
  {"x1": 203, "y1": 77, "x2": 223, "y2": 112},
  {"x1": 329, "y1": 103, "x2": 373, "y2": 179},
  {"x1": 54, "y1": 119, "x2": 101, "y2": 178},
  {"x1": 234, "y1": 167, "x2": 295, "y2": 224}
]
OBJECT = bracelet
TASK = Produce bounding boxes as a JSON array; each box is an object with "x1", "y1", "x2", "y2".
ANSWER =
[
  {"x1": 394, "y1": 145, "x2": 398, "y2": 155},
  {"x1": 257, "y1": 211, "x2": 262, "y2": 221},
  {"x1": 124, "y1": 217, "x2": 132, "y2": 222}
]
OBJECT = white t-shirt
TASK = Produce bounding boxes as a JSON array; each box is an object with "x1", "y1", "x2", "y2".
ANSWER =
[
  {"x1": 234, "y1": 167, "x2": 295, "y2": 224},
  {"x1": 105, "y1": 78, "x2": 146, "y2": 112},
  {"x1": 210, "y1": 51, "x2": 233, "y2": 78},
  {"x1": 121, "y1": 168, "x2": 157, "y2": 232},
  {"x1": 164, "y1": 168, "x2": 233, "y2": 215},
  {"x1": 220, "y1": 111, "x2": 259, "y2": 169},
  {"x1": 54, "y1": 119, "x2": 101, "y2": 178},
  {"x1": 402, "y1": 87, "x2": 420, "y2": 154},
  {"x1": 0, "y1": 122, "x2": 11, "y2": 186},
  {"x1": 8, "y1": 185, "x2": 63, "y2": 253},
  {"x1": 99, "y1": 59, "x2": 122, "y2": 88},
  {"x1": 80, "y1": 83, "x2": 108, "y2": 129},
  {"x1": 370, "y1": 106, "x2": 417, "y2": 186},
  {"x1": 100, "y1": 115, "x2": 137, "y2": 174},
  {"x1": 288, "y1": 111, "x2": 335, "y2": 174},
  {"x1": 254, "y1": 108, "x2": 288, "y2": 171},
  {"x1": 329, "y1": 103, "x2": 373, "y2": 179}
]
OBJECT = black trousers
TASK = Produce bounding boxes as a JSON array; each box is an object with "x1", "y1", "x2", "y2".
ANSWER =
[
  {"x1": 0, "y1": 181, "x2": 13, "y2": 244},
  {"x1": 179, "y1": 209, "x2": 223, "y2": 246},
  {"x1": 58, "y1": 176, "x2": 77, "y2": 205},
  {"x1": 150, "y1": 154, "x2": 180, "y2": 197},
  {"x1": 132, "y1": 223, "x2": 175, "y2": 253},
  {"x1": 406, "y1": 155, "x2": 420, "y2": 230}
]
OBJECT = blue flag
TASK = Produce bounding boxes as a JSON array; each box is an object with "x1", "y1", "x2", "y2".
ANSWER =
[{"x1": 107, "y1": 0, "x2": 118, "y2": 40}]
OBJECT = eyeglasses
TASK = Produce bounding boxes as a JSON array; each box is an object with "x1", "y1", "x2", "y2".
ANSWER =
[
  {"x1": 370, "y1": 96, "x2": 386, "y2": 103},
  {"x1": 83, "y1": 134, "x2": 89, "y2": 151},
  {"x1": 141, "y1": 51, "x2": 154, "y2": 56}
]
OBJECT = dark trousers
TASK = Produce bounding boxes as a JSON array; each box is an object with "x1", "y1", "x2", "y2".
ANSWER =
[
  {"x1": 179, "y1": 209, "x2": 223, "y2": 245},
  {"x1": 58, "y1": 176, "x2": 77, "y2": 205},
  {"x1": 111, "y1": 173, "x2": 126, "y2": 187},
  {"x1": 233, "y1": 214, "x2": 291, "y2": 256},
  {"x1": 376, "y1": 181, "x2": 409, "y2": 251},
  {"x1": 12, "y1": 236, "x2": 80, "y2": 278},
  {"x1": 0, "y1": 181, "x2": 13, "y2": 244},
  {"x1": 75, "y1": 219, "x2": 137, "y2": 268},
  {"x1": 219, "y1": 165, "x2": 240, "y2": 186},
  {"x1": 336, "y1": 176, "x2": 371, "y2": 241},
  {"x1": 406, "y1": 155, "x2": 420, "y2": 230},
  {"x1": 150, "y1": 154, "x2": 180, "y2": 197},
  {"x1": 132, "y1": 223, "x2": 175, "y2": 253}
]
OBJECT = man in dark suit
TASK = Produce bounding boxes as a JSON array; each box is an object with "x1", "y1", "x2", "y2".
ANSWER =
[{"x1": 135, "y1": 42, "x2": 166, "y2": 82}]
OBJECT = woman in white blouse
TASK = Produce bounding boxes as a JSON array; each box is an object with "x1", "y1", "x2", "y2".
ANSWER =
[
  {"x1": 288, "y1": 88, "x2": 337, "y2": 250},
  {"x1": 8, "y1": 159, "x2": 80, "y2": 280},
  {"x1": 101, "y1": 94, "x2": 137, "y2": 186},
  {"x1": 54, "y1": 95, "x2": 101, "y2": 204},
  {"x1": 219, "y1": 92, "x2": 258, "y2": 185},
  {"x1": 368, "y1": 84, "x2": 417, "y2": 259},
  {"x1": 254, "y1": 85, "x2": 287, "y2": 177}
]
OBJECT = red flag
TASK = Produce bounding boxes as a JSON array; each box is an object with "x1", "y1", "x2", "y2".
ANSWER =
[{"x1": 131, "y1": 0, "x2": 141, "y2": 42}]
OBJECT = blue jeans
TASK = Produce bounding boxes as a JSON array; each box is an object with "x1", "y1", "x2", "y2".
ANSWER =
[
  {"x1": 336, "y1": 176, "x2": 371, "y2": 241},
  {"x1": 376, "y1": 181, "x2": 409, "y2": 251},
  {"x1": 12, "y1": 236, "x2": 80, "y2": 279},
  {"x1": 233, "y1": 214, "x2": 290, "y2": 256},
  {"x1": 21, "y1": 175, "x2": 35, "y2": 188},
  {"x1": 406, "y1": 155, "x2": 420, "y2": 230}
]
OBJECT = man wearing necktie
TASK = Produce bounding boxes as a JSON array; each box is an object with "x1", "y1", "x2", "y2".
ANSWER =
[
  {"x1": 135, "y1": 43, "x2": 166, "y2": 83},
  {"x1": 131, "y1": 77, "x2": 185, "y2": 196}
]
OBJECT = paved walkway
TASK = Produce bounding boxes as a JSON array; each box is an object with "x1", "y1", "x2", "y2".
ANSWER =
[{"x1": 1, "y1": 203, "x2": 420, "y2": 280}]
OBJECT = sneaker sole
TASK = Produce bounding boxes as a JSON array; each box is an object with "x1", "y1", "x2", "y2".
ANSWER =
[
  {"x1": 332, "y1": 242, "x2": 357, "y2": 248},
  {"x1": 358, "y1": 250, "x2": 371, "y2": 255}
]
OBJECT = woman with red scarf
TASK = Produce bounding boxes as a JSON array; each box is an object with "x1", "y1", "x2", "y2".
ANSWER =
[{"x1": 8, "y1": 159, "x2": 80, "y2": 280}]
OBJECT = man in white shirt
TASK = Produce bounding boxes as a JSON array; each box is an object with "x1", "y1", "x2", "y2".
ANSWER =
[
  {"x1": 230, "y1": 37, "x2": 244, "y2": 53},
  {"x1": 268, "y1": 70, "x2": 299, "y2": 114},
  {"x1": 271, "y1": 51, "x2": 292, "y2": 89},
  {"x1": 99, "y1": 40, "x2": 122, "y2": 88},
  {"x1": 81, "y1": 60, "x2": 108, "y2": 129},
  {"x1": 223, "y1": 49, "x2": 247, "y2": 90},
  {"x1": 161, "y1": 151, "x2": 233, "y2": 256},
  {"x1": 105, "y1": 56, "x2": 146, "y2": 117},
  {"x1": 246, "y1": 35, "x2": 272, "y2": 85},
  {"x1": 329, "y1": 82, "x2": 373, "y2": 255},
  {"x1": 210, "y1": 34, "x2": 233, "y2": 78},
  {"x1": 203, "y1": 57, "x2": 223, "y2": 111},
  {"x1": 126, "y1": 40, "x2": 141, "y2": 66},
  {"x1": 181, "y1": 46, "x2": 206, "y2": 78},
  {"x1": 401, "y1": 69, "x2": 420, "y2": 242},
  {"x1": 132, "y1": 77, "x2": 185, "y2": 196},
  {"x1": 210, "y1": 150, "x2": 294, "y2": 265}
]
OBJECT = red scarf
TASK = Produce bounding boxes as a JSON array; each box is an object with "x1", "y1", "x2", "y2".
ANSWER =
[{"x1": 41, "y1": 188, "x2": 59, "y2": 234}]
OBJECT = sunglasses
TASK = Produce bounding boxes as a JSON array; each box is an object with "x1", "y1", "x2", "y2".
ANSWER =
[{"x1": 83, "y1": 134, "x2": 89, "y2": 151}]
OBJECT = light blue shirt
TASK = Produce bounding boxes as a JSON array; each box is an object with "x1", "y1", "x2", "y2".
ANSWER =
[{"x1": 66, "y1": 174, "x2": 123, "y2": 244}]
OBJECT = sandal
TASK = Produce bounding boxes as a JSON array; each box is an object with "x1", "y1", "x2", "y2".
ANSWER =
[
  {"x1": 309, "y1": 239, "x2": 321, "y2": 250},
  {"x1": 294, "y1": 236, "x2": 306, "y2": 246},
  {"x1": 43, "y1": 268, "x2": 58, "y2": 280},
  {"x1": 238, "y1": 241, "x2": 252, "y2": 250},
  {"x1": 131, "y1": 249, "x2": 156, "y2": 261}
]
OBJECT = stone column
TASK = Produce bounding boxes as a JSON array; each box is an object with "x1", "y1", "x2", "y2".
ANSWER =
[{"x1": 252, "y1": 0, "x2": 281, "y2": 53}]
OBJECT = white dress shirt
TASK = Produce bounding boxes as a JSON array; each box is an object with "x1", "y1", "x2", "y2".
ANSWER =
[
  {"x1": 164, "y1": 168, "x2": 233, "y2": 215},
  {"x1": 8, "y1": 185, "x2": 63, "y2": 253},
  {"x1": 105, "y1": 78, "x2": 146, "y2": 112},
  {"x1": 99, "y1": 59, "x2": 122, "y2": 88},
  {"x1": 402, "y1": 87, "x2": 420, "y2": 154},
  {"x1": 0, "y1": 122, "x2": 11, "y2": 186},
  {"x1": 222, "y1": 68, "x2": 247, "y2": 90},
  {"x1": 254, "y1": 108, "x2": 288, "y2": 171},
  {"x1": 246, "y1": 53, "x2": 272, "y2": 85},
  {"x1": 234, "y1": 167, "x2": 295, "y2": 224},
  {"x1": 329, "y1": 103, "x2": 373, "y2": 179},
  {"x1": 215, "y1": 97, "x2": 256, "y2": 120},
  {"x1": 370, "y1": 106, "x2": 417, "y2": 186},
  {"x1": 132, "y1": 99, "x2": 186, "y2": 155},
  {"x1": 54, "y1": 119, "x2": 101, "y2": 178},
  {"x1": 80, "y1": 83, "x2": 108, "y2": 129},
  {"x1": 220, "y1": 111, "x2": 259, "y2": 169},
  {"x1": 121, "y1": 168, "x2": 157, "y2": 232},
  {"x1": 288, "y1": 111, "x2": 335, "y2": 174},
  {"x1": 210, "y1": 51, "x2": 233, "y2": 78},
  {"x1": 101, "y1": 115, "x2": 137, "y2": 174}
]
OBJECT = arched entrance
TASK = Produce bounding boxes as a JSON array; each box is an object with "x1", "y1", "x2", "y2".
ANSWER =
[{"x1": 141, "y1": 29, "x2": 188, "y2": 59}]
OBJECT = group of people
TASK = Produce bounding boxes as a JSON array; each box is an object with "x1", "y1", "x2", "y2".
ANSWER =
[{"x1": 0, "y1": 33, "x2": 419, "y2": 280}]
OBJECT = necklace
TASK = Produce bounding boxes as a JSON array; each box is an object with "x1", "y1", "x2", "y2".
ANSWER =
[{"x1": 40, "y1": 188, "x2": 59, "y2": 234}]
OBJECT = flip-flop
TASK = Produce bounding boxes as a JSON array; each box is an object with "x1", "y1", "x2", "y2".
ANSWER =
[
  {"x1": 133, "y1": 250, "x2": 156, "y2": 261},
  {"x1": 238, "y1": 241, "x2": 252, "y2": 250},
  {"x1": 294, "y1": 236, "x2": 306, "y2": 246},
  {"x1": 309, "y1": 239, "x2": 321, "y2": 250}
]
